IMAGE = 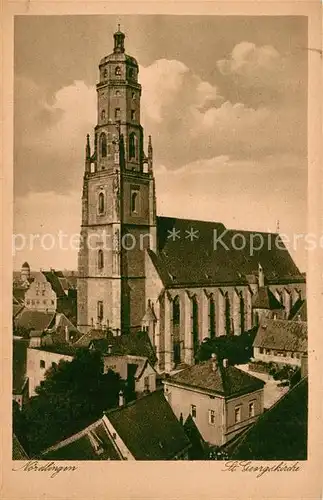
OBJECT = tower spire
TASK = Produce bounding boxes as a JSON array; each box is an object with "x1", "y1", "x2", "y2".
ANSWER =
[
  {"x1": 85, "y1": 134, "x2": 91, "y2": 173},
  {"x1": 148, "y1": 135, "x2": 153, "y2": 173}
]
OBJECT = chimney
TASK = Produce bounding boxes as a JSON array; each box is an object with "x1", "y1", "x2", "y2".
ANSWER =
[
  {"x1": 65, "y1": 325, "x2": 69, "y2": 344},
  {"x1": 258, "y1": 263, "x2": 265, "y2": 288},
  {"x1": 211, "y1": 353, "x2": 217, "y2": 371},
  {"x1": 118, "y1": 390, "x2": 125, "y2": 407},
  {"x1": 223, "y1": 358, "x2": 229, "y2": 368}
]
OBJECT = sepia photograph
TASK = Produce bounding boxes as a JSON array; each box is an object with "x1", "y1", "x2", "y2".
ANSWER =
[{"x1": 11, "y1": 13, "x2": 311, "y2": 465}]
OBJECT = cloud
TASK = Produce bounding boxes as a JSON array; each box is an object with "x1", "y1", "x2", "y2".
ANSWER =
[
  {"x1": 217, "y1": 42, "x2": 281, "y2": 78},
  {"x1": 216, "y1": 41, "x2": 306, "y2": 103}
]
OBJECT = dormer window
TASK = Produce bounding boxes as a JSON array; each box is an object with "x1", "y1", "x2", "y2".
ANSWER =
[{"x1": 115, "y1": 66, "x2": 121, "y2": 76}]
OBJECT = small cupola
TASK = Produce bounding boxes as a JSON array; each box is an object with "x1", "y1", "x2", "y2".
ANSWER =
[{"x1": 113, "y1": 25, "x2": 125, "y2": 54}]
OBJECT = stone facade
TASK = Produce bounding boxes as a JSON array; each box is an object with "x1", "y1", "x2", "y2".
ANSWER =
[{"x1": 77, "y1": 28, "x2": 156, "y2": 335}]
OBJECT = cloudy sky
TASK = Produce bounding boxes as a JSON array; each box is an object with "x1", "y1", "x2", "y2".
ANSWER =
[{"x1": 13, "y1": 15, "x2": 307, "y2": 271}]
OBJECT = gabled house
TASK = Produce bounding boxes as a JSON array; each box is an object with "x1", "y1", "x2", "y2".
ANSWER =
[
  {"x1": 41, "y1": 390, "x2": 191, "y2": 460},
  {"x1": 163, "y1": 355, "x2": 265, "y2": 447},
  {"x1": 253, "y1": 319, "x2": 307, "y2": 367}
]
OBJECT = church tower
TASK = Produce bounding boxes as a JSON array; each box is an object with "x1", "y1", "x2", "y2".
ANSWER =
[{"x1": 77, "y1": 27, "x2": 156, "y2": 334}]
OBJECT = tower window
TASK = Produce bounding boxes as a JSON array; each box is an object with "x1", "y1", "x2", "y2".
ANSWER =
[
  {"x1": 129, "y1": 133, "x2": 137, "y2": 160},
  {"x1": 97, "y1": 301, "x2": 104, "y2": 323},
  {"x1": 103, "y1": 69, "x2": 107, "y2": 78},
  {"x1": 98, "y1": 249, "x2": 104, "y2": 270},
  {"x1": 115, "y1": 108, "x2": 121, "y2": 120},
  {"x1": 131, "y1": 190, "x2": 139, "y2": 214},
  {"x1": 128, "y1": 68, "x2": 133, "y2": 79},
  {"x1": 115, "y1": 66, "x2": 121, "y2": 76},
  {"x1": 101, "y1": 110, "x2": 106, "y2": 121},
  {"x1": 115, "y1": 90, "x2": 121, "y2": 96},
  {"x1": 132, "y1": 92, "x2": 136, "y2": 100},
  {"x1": 99, "y1": 133, "x2": 107, "y2": 158},
  {"x1": 98, "y1": 192, "x2": 105, "y2": 214},
  {"x1": 131, "y1": 110, "x2": 135, "y2": 121}
]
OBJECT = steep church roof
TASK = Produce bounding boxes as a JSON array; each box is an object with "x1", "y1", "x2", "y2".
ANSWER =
[{"x1": 149, "y1": 217, "x2": 304, "y2": 288}]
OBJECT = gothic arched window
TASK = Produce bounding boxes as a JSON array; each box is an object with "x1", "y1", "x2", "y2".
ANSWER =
[
  {"x1": 98, "y1": 249, "x2": 104, "y2": 270},
  {"x1": 100, "y1": 133, "x2": 107, "y2": 158},
  {"x1": 225, "y1": 293, "x2": 231, "y2": 335},
  {"x1": 209, "y1": 295, "x2": 216, "y2": 339},
  {"x1": 240, "y1": 293, "x2": 245, "y2": 333},
  {"x1": 98, "y1": 192, "x2": 105, "y2": 214},
  {"x1": 129, "y1": 133, "x2": 137, "y2": 160},
  {"x1": 192, "y1": 296, "x2": 199, "y2": 354},
  {"x1": 115, "y1": 66, "x2": 121, "y2": 76},
  {"x1": 173, "y1": 296, "x2": 180, "y2": 326}
]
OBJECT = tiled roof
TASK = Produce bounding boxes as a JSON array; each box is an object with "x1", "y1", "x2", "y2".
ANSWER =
[
  {"x1": 253, "y1": 319, "x2": 307, "y2": 353},
  {"x1": 88, "y1": 331, "x2": 157, "y2": 366},
  {"x1": 74, "y1": 329, "x2": 107, "y2": 347},
  {"x1": 289, "y1": 299, "x2": 307, "y2": 321},
  {"x1": 13, "y1": 433, "x2": 29, "y2": 460},
  {"x1": 42, "y1": 271, "x2": 66, "y2": 297},
  {"x1": 168, "y1": 359, "x2": 264, "y2": 397},
  {"x1": 14, "y1": 309, "x2": 55, "y2": 332},
  {"x1": 13, "y1": 288, "x2": 26, "y2": 304},
  {"x1": 229, "y1": 377, "x2": 308, "y2": 460},
  {"x1": 106, "y1": 390, "x2": 190, "y2": 460},
  {"x1": 13, "y1": 339, "x2": 29, "y2": 393},
  {"x1": 142, "y1": 304, "x2": 157, "y2": 322},
  {"x1": 13, "y1": 304, "x2": 24, "y2": 318},
  {"x1": 149, "y1": 216, "x2": 304, "y2": 288},
  {"x1": 252, "y1": 287, "x2": 284, "y2": 310},
  {"x1": 41, "y1": 419, "x2": 121, "y2": 461}
]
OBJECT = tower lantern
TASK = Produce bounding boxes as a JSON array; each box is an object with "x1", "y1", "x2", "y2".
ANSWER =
[{"x1": 113, "y1": 25, "x2": 125, "y2": 53}]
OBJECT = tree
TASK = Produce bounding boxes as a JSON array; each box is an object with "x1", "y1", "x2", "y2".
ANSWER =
[
  {"x1": 22, "y1": 348, "x2": 123, "y2": 456},
  {"x1": 196, "y1": 328, "x2": 258, "y2": 365}
]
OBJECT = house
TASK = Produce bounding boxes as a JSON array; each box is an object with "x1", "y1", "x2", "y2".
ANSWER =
[
  {"x1": 86, "y1": 331, "x2": 157, "y2": 394},
  {"x1": 77, "y1": 329, "x2": 157, "y2": 367},
  {"x1": 163, "y1": 355, "x2": 265, "y2": 447},
  {"x1": 14, "y1": 308, "x2": 80, "y2": 346},
  {"x1": 42, "y1": 390, "x2": 191, "y2": 460},
  {"x1": 26, "y1": 344, "x2": 75, "y2": 396},
  {"x1": 253, "y1": 319, "x2": 307, "y2": 367},
  {"x1": 227, "y1": 376, "x2": 308, "y2": 460},
  {"x1": 24, "y1": 272, "x2": 57, "y2": 312}
]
